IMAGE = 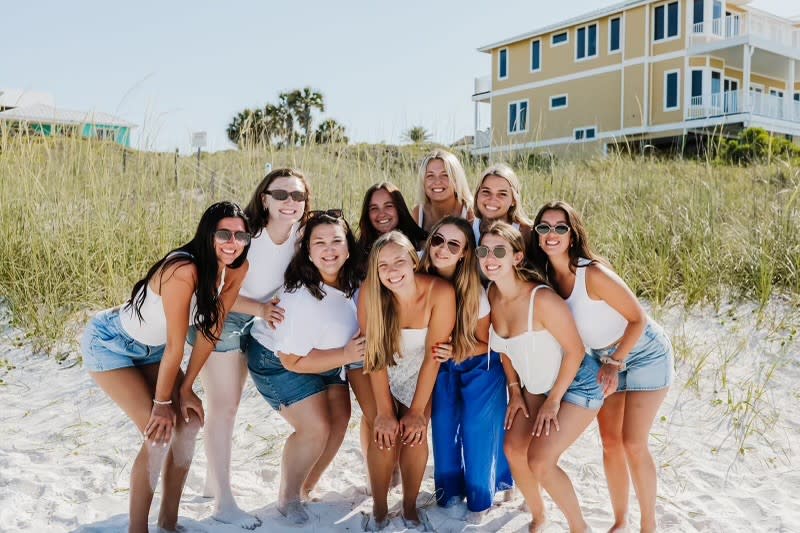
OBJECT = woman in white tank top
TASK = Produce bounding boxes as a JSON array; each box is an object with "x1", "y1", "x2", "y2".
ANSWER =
[
  {"x1": 471, "y1": 163, "x2": 534, "y2": 248},
  {"x1": 479, "y1": 222, "x2": 601, "y2": 533},
  {"x1": 80, "y1": 202, "x2": 250, "y2": 532},
  {"x1": 359, "y1": 231, "x2": 456, "y2": 530},
  {"x1": 529, "y1": 201, "x2": 674, "y2": 533},
  {"x1": 411, "y1": 149, "x2": 475, "y2": 233}
]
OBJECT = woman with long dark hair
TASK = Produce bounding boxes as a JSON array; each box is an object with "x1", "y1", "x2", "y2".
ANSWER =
[
  {"x1": 528, "y1": 201, "x2": 673, "y2": 533},
  {"x1": 247, "y1": 211, "x2": 366, "y2": 526},
  {"x1": 81, "y1": 201, "x2": 251, "y2": 533},
  {"x1": 357, "y1": 181, "x2": 427, "y2": 253}
]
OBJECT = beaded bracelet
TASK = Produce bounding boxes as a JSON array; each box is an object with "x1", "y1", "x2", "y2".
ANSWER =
[
  {"x1": 600, "y1": 356, "x2": 627, "y2": 372},
  {"x1": 153, "y1": 398, "x2": 173, "y2": 406}
]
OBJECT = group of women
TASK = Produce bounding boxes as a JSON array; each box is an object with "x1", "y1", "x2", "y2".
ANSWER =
[{"x1": 81, "y1": 148, "x2": 674, "y2": 533}]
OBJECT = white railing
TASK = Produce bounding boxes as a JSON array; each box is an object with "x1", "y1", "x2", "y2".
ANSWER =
[
  {"x1": 474, "y1": 76, "x2": 490, "y2": 95},
  {"x1": 690, "y1": 12, "x2": 798, "y2": 49},
  {"x1": 687, "y1": 90, "x2": 800, "y2": 122},
  {"x1": 475, "y1": 128, "x2": 491, "y2": 149}
]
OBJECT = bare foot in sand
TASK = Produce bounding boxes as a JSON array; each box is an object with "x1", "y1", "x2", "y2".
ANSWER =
[
  {"x1": 212, "y1": 505, "x2": 261, "y2": 529},
  {"x1": 529, "y1": 516, "x2": 549, "y2": 532},
  {"x1": 362, "y1": 513, "x2": 391, "y2": 531},
  {"x1": 277, "y1": 500, "x2": 308, "y2": 525},
  {"x1": 465, "y1": 509, "x2": 487, "y2": 525}
]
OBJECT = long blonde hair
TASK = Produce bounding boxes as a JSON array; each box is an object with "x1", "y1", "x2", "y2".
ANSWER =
[
  {"x1": 417, "y1": 149, "x2": 473, "y2": 212},
  {"x1": 363, "y1": 231, "x2": 420, "y2": 372},
  {"x1": 418, "y1": 217, "x2": 481, "y2": 363},
  {"x1": 473, "y1": 163, "x2": 532, "y2": 226}
]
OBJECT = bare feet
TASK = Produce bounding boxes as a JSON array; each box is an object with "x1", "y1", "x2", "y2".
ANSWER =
[
  {"x1": 401, "y1": 508, "x2": 432, "y2": 531},
  {"x1": 608, "y1": 523, "x2": 629, "y2": 533},
  {"x1": 361, "y1": 513, "x2": 391, "y2": 531},
  {"x1": 529, "y1": 516, "x2": 549, "y2": 532},
  {"x1": 212, "y1": 505, "x2": 261, "y2": 529},
  {"x1": 502, "y1": 487, "x2": 516, "y2": 502},
  {"x1": 277, "y1": 500, "x2": 308, "y2": 525},
  {"x1": 465, "y1": 510, "x2": 487, "y2": 525}
]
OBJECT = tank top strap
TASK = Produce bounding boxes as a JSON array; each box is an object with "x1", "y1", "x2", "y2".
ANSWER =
[
  {"x1": 218, "y1": 266, "x2": 226, "y2": 294},
  {"x1": 460, "y1": 204, "x2": 468, "y2": 218},
  {"x1": 417, "y1": 206, "x2": 424, "y2": 228},
  {"x1": 527, "y1": 284, "x2": 549, "y2": 332}
]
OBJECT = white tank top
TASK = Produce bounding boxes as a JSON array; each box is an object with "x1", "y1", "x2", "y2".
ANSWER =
[
  {"x1": 488, "y1": 285, "x2": 562, "y2": 394},
  {"x1": 565, "y1": 259, "x2": 628, "y2": 349},
  {"x1": 472, "y1": 218, "x2": 519, "y2": 245},
  {"x1": 387, "y1": 328, "x2": 428, "y2": 408},
  {"x1": 239, "y1": 223, "x2": 299, "y2": 303},
  {"x1": 118, "y1": 253, "x2": 225, "y2": 346}
]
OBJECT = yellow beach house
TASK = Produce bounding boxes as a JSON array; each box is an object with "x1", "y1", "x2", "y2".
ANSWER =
[{"x1": 471, "y1": 0, "x2": 800, "y2": 157}]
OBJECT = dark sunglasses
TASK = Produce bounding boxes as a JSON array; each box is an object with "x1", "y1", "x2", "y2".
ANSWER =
[
  {"x1": 264, "y1": 189, "x2": 307, "y2": 202},
  {"x1": 214, "y1": 229, "x2": 251, "y2": 245},
  {"x1": 475, "y1": 245, "x2": 508, "y2": 259},
  {"x1": 307, "y1": 209, "x2": 344, "y2": 220},
  {"x1": 430, "y1": 233, "x2": 463, "y2": 255},
  {"x1": 534, "y1": 223, "x2": 571, "y2": 236}
]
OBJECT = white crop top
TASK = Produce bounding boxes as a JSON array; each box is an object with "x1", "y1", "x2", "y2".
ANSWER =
[
  {"x1": 488, "y1": 285, "x2": 562, "y2": 394},
  {"x1": 565, "y1": 259, "x2": 628, "y2": 349},
  {"x1": 239, "y1": 223, "x2": 299, "y2": 303}
]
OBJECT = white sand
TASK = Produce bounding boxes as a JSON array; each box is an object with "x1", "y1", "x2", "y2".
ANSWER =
[{"x1": 1, "y1": 299, "x2": 798, "y2": 533}]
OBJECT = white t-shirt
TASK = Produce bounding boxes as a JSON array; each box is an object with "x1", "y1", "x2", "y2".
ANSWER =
[
  {"x1": 239, "y1": 224, "x2": 300, "y2": 303},
  {"x1": 250, "y1": 283, "x2": 359, "y2": 356}
]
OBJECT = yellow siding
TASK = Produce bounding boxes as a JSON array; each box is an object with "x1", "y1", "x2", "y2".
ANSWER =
[
  {"x1": 709, "y1": 57, "x2": 724, "y2": 70},
  {"x1": 751, "y1": 73, "x2": 786, "y2": 90},
  {"x1": 625, "y1": 7, "x2": 647, "y2": 58},
  {"x1": 724, "y1": 68, "x2": 743, "y2": 83},
  {"x1": 623, "y1": 64, "x2": 646, "y2": 129},
  {"x1": 690, "y1": 57, "x2": 706, "y2": 67},
  {"x1": 651, "y1": 59, "x2": 684, "y2": 125}
]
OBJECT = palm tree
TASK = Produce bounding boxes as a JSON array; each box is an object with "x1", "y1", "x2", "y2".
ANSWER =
[
  {"x1": 278, "y1": 92, "x2": 298, "y2": 146},
  {"x1": 227, "y1": 108, "x2": 271, "y2": 148},
  {"x1": 285, "y1": 87, "x2": 325, "y2": 145},
  {"x1": 314, "y1": 119, "x2": 349, "y2": 144},
  {"x1": 263, "y1": 103, "x2": 292, "y2": 148},
  {"x1": 403, "y1": 125, "x2": 432, "y2": 144}
]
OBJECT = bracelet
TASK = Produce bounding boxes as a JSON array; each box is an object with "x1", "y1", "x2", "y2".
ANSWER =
[
  {"x1": 600, "y1": 356, "x2": 626, "y2": 372},
  {"x1": 507, "y1": 381, "x2": 520, "y2": 388},
  {"x1": 153, "y1": 398, "x2": 173, "y2": 406}
]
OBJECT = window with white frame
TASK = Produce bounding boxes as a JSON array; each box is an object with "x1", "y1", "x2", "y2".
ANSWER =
[
  {"x1": 531, "y1": 39, "x2": 541, "y2": 72},
  {"x1": 794, "y1": 93, "x2": 799, "y2": 102},
  {"x1": 550, "y1": 94, "x2": 568, "y2": 110},
  {"x1": 654, "y1": 1, "x2": 680, "y2": 41},
  {"x1": 769, "y1": 89, "x2": 784, "y2": 98},
  {"x1": 574, "y1": 126, "x2": 597, "y2": 141},
  {"x1": 576, "y1": 23, "x2": 598, "y2": 60},
  {"x1": 508, "y1": 100, "x2": 528, "y2": 134},
  {"x1": 664, "y1": 70, "x2": 680, "y2": 110},
  {"x1": 609, "y1": 17, "x2": 621, "y2": 53},
  {"x1": 498, "y1": 48, "x2": 508, "y2": 80},
  {"x1": 552, "y1": 32, "x2": 568, "y2": 46}
]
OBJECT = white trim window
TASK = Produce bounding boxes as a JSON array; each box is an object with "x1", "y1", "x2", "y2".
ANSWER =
[
  {"x1": 498, "y1": 48, "x2": 509, "y2": 80},
  {"x1": 654, "y1": 1, "x2": 680, "y2": 41},
  {"x1": 794, "y1": 93, "x2": 799, "y2": 102},
  {"x1": 769, "y1": 89, "x2": 784, "y2": 98},
  {"x1": 531, "y1": 39, "x2": 542, "y2": 72},
  {"x1": 551, "y1": 31, "x2": 569, "y2": 47},
  {"x1": 576, "y1": 23, "x2": 598, "y2": 61},
  {"x1": 549, "y1": 94, "x2": 568, "y2": 110},
  {"x1": 574, "y1": 126, "x2": 597, "y2": 141},
  {"x1": 508, "y1": 99, "x2": 529, "y2": 134},
  {"x1": 664, "y1": 70, "x2": 680, "y2": 111},
  {"x1": 609, "y1": 17, "x2": 622, "y2": 54}
]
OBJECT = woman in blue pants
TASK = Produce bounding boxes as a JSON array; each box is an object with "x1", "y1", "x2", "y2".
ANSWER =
[{"x1": 418, "y1": 216, "x2": 512, "y2": 523}]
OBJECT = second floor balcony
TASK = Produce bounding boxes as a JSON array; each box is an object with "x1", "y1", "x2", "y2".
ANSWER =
[
  {"x1": 688, "y1": 89, "x2": 800, "y2": 122},
  {"x1": 690, "y1": 12, "x2": 800, "y2": 53}
]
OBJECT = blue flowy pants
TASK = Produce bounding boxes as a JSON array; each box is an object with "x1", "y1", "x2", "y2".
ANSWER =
[{"x1": 431, "y1": 351, "x2": 513, "y2": 512}]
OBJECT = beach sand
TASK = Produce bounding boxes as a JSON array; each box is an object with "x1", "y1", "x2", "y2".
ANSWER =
[{"x1": 1, "y1": 300, "x2": 798, "y2": 532}]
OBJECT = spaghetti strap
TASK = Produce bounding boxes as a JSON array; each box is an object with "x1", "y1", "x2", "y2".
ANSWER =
[{"x1": 527, "y1": 285, "x2": 548, "y2": 332}]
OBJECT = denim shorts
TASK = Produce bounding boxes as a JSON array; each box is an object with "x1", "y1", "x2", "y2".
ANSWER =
[
  {"x1": 590, "y1": 321, "x2": 674, "y2": 392},
  {"x1": 247, "y1": 339, "x2": 346, "y2": 411},
  {"x1": 81, "y1": 308, "x2": 165, "y2": 372},
  {"x1": 186, "y1": 311, "x2": 253, "y2": 353},
  {"x1": 545, "y1": 355, "x2": 604, "y2": 410}
]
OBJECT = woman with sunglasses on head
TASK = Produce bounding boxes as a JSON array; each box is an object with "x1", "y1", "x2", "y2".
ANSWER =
[
  {"x1": 247, "y1": 210, "x2": 366, "y2": 526},
  {"x1": 472, "y1": 163, "x2": 534, "y2": 248},
  {"x1": 479, "y1": 222, "x2": 603, "y2": 533},
  {"x1": 417, "y1": 216, "x2": 513, "y2": 523},
  {"x1": 359, "y1": 231, "x2": 456, "y2": 530},
  {"x1": 411, "y1": 149, "x2": 475, "y2": 233},
  {"x1": 357, "y1": 181, "x2": 428, "y2": 254},
  {"x1": 81, "y1": 201, "x2": 250, "y2": 533},
  {"x1": 188, "y1": 168, "x2": 310, "y2": 528},
  {"x1": 528, "y1": 201, "x2": 674, "y2": 533}
]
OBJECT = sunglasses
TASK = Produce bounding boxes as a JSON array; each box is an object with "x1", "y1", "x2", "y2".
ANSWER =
[
  {"x1": 264, "y1": 189, "x2": 307, "y2": 202},
  {"x1": 307, "y1": 209, "x2": 344, "y2": 220},
  {"x1": 214, "y1": 229, "x2": 251, "y2": 245},
  {"x1": 430, "y1": 233, "x2": 463, "y2": 255},
  {"x1": 475, "y1": 245, "x2": 508, "y2": 259},
  {"x1": 534, "y1": 223, "x2": 571, "y2": 236}
]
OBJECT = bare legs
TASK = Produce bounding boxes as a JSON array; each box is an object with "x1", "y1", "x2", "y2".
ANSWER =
[
  {"x1": 598, "y1": 389, "x2": 669, "y2": 533},
  {"x1": 199, "y1": 350, "x2": 258, "y2": 528},
  {"x1": 90, "y1": 364, "x2": 200, "y2": 533}
]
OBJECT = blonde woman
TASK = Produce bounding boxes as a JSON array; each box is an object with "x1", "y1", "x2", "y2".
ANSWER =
[
  {"x1": 418, "y1": 216, "x2": 512, "y2": 522},
  {"x1": 359, "y1": 231, "x2": 456, "y2": 530},
  {"x1": 411, "y1": 149, "x2": 475, "y2": 232},
  {"x1": 472, "y1": 163, "x2": 534, "y2": 247}
]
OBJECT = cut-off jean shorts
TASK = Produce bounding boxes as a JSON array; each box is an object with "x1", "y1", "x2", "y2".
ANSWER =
[
  {"x1": 247, "y1": 339, "x2": 346, "y2": 411},
  {"x1": 543, "y1": 354, "x2": 605, "y2": 410},
  {"x1": 81, "y1": 308, "x2": 165, "y2": 372},
  {"x1": 186, "y1": 311, "x2": 253, "y2": 353},
  {"x1": 590, "y1": 321, "x2": 674, "y2": 392}
]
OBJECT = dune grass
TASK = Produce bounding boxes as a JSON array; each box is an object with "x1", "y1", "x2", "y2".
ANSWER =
[{"x1": 1, "y1": 133, "x2": 799, "y2": 353}]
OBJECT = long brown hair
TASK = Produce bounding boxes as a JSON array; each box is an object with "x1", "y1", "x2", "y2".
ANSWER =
[
  {"x1": 357, "y1": 181, "x2": 427, "y2": 252},
  {"x1": 418, "y1": 217, "x2": 481, "y2": 363},
  {"x1": 243, "y1": 167, "x2": 312, "y2": 236},
  {"x1": 481, "y1": 221, "x2": 546, "y2": 285}
]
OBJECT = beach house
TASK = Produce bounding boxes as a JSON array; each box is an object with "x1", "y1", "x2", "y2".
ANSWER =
[{"x1": 471, "y1": 0, "x2": 800, "y2": 157}]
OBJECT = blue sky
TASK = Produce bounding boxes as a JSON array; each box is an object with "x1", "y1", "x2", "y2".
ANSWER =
[{"x1": 3, "y1": 0, "x2": 796, "y2": 152}]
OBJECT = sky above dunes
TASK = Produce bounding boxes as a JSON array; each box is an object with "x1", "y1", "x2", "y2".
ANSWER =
[{"x1": 3, "y1": 0, "x2": 796, "y2": 153}]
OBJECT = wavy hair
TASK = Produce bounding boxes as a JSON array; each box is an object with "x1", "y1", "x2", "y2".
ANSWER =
[
  {"x1": 126, "y1": 201, "x2": 251, "y2": 342},
  {"x1": 418, "y1": 216, "x2": 481, "y2": 363},
  {"x1": 416, "y1": 149, "x2": 473, "y2": 214},
  {"x1": 480, "y1": 221, "x2": 545, "y2": 285},
  {"x1": 362, "y1": 231, "x2": 420, "y2": 372},
  {"x1": 243, "y1": 167, "x2": 312, "y2": 237},
  {"x1": 284, "y1": 214, "x2": 364, "y2": 300},
  {"x1": 357, "y1": 181, "x2": 427, "y2": 252},
  {"x1": 473, "y1": 163, "x2": 532, "y2": 226}
]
